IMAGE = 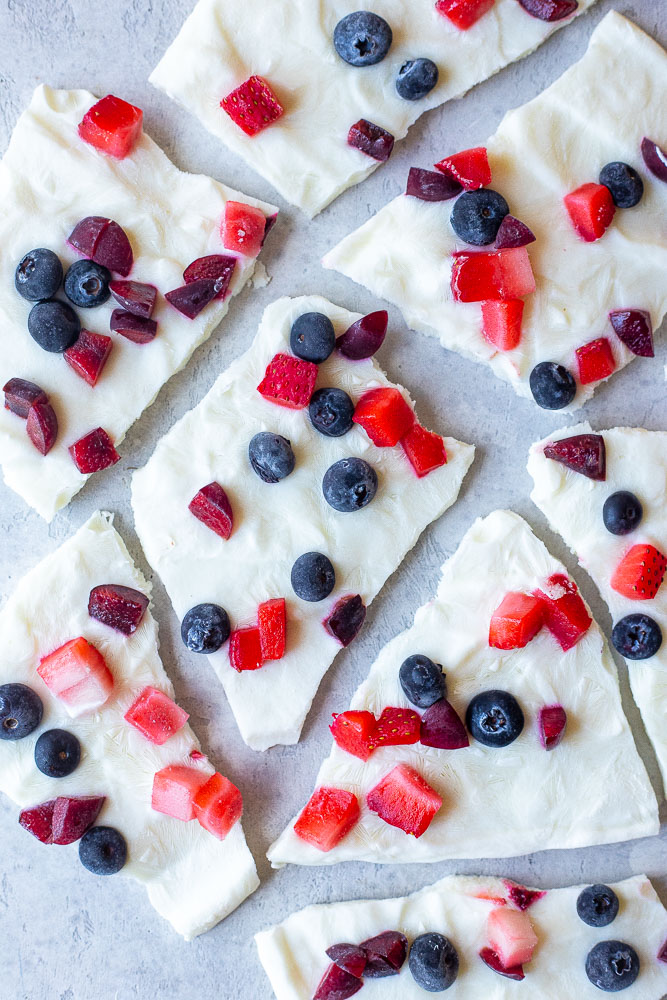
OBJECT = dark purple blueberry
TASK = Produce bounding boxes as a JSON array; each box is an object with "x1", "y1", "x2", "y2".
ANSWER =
[
  {"x1": 585, "y1": 941, "x2": 639, "y2": 992},
  {"x1": 165, "y1": 279, "x2": 219, "y2": 319},
  {"x1": 608, "y1": 309, "x2": 654, "y2": 358},
  {"x1": 348, "y1": 120, "x2": 394, "y2": 162},
  {"x1": 466, "y1": 690, "x2": 524, "y2": 747},
  {"x1": 599, "y1": 162, "x2": 644, "y2": 208},
  {"x1": 612, "y1": 614, "x2": 662, "y2": 660},
  {"x1": 15, "y1": 248, "x2": 63, "y2": 301},
  {"x1": 181, "y1": 603, "x2": 230, "y2": 653},
  {"x1": 0, "y1": 683, "x2": 43, "y2": 740},
  {"x1": 337, "y1": 311, "x2": 387, "y2": 359},
  {"x1": 399, "y1": 654, "x2": 446, "y2": 708},
  {"x1": 248, "y1": 432, "x2": 295, "y2": 483},
  {"x1": 396, "y1": 58, "x2": 438, "y2": 101},
  {"x1": 79, "y1": 826, "x2": 127, "y2": 875},
  {"x1": 451, "y1": 189, "x2": 510, "y2": 246},
  {"x1": 641, "y1": 137, "x2": 667, "y2": 182},
  {"x1": 291, "y1": 552, "x2": 335, "y2": 603},
  {"x1": 324, "y1": 595, "x2": 366, "y2": 646},
  {"x1": 290, "y1": 312, "x2": 336, "y2": 363},
  {"x1": 577, "y1": 885, "x2": 619, "y2": 927},
  {"x1": 322, "y1": 457, "x2": 378, "y2": 512},
  {"x1": 64, "y1": 259, "x2": 111, "y2": 308},
  {"x1": 309, "y1": 387, "x2": 354, "y2": 437},
  {"x1": 406, "y1": 167, "x2": 462, "y2": 202},
  {"x1": 409, "y1": 933, "x2": 459, "y2": 991},
  {"x1": 603, "y1": 491, "x2": 642, "y2": 535},
  {"x1": 529, "y1": 362, "x2": 576, "y2": 410},
  {"x1": 495, "y1": 214, "x2": 536, "y2": 249},
  {"x1": 333, "y1": 11, "x2": 392, "y2": 66},
  {"x1": 34, "y1": 729, "x2": 81, "y2": 778},
  {"x1": 28, "y1": 299, "x2": 80, "y2": 353}
]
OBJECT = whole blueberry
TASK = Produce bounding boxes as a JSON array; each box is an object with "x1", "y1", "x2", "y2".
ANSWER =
[
  {"x1": 396, "y1": 58, "x2": 439, "y2": 101},
  {"x1": 322, "y1": 457, "x2": 378, "y2": 512},
  {"x1": 599, "y1": 162, "x2": 644, "y2": 209},
  {"x1": 15, "y1": 248, "x2": 63, "y2": 302},
  {"x1": 450, "y1": 189, "x2": 509, "y2": 246},
  {"x1": 181, "y1": 603, "x2": 231, "y2": 653},
  {"x1": 28, "y1": 299, "x2": 80, "y2": 353},
  {"x1": 612, "y1": 614, "x2": 662, "y2": 660},
  {"x1": 466, "y1": 690, "x2": 524, "y2": 748},
  {"x1": 399, "y1": 654, "x2": 446, "y2": 708},
  {"x1": 34, "y1": 729, "x2": 81, "y2": 778},
  {"x1": 585, "y1": 941, "x2": 639, "y2": 992},
  {"x1": 79, "y1": 826, "x2": 127, "y2": 875},
  {"x1": 577, "y1": 885, "x2": 619, "y2": 927},
  {"x1": 309, "y1": 387, "x2": 354, "y2": 437},
  {"x1": 248, "y1": 432, "x2": 296, "y2": 484},
  {"x1": 602, "y1": 491, "x2": 643, "y2": 536},
  {"x1": 64, "y1": 259, "x2": 111, "y2": 308},
  {"x1": 291, "y1": 552, "x2": 336, "y2": 602},
  {"x1": 409, "y1": 933, "x2": 459, "y2": 992},
  {"x1": 290, "y1": 312, "x2": 336, "y2": 363},
  {"x1": 333, "y1": 11, "x2": 392, "y2": 67},
  {"x1": 529, "y1": 362, "x2": 576, "y2": 410},
  {"x1": 0, "y1": 683, "x2": 43, "y2": 741}
]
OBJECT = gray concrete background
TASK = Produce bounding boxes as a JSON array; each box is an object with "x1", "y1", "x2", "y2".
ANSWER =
[{"x1": 0, "y1": 1, "x2": 666, "y2": 997}]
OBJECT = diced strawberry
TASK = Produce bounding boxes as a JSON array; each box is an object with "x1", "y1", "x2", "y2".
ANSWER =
[
  {"x1": 611, "y1": 544, "x2": 666, "y2": 601},
  {"x1": 257, "y1": 353, "x2": 318, "y2": 409},
  {"x1": 372, "y1": 707, "x2": 421, "y2": 748},
  {"x1": 183, "y1": 255, "x2": 236, "y2": 299},
  {"x1": 19, "y1": 800, "x2": 56, "y2": 844},
  {"x1": 110, "y1": 309, "x2": 158, "y2": 344},
  {"x1": 353, "y1": 388, "x2": 415, "y2": 447},
  {"x1": 487, "y1": 908, "x2": 537, "y2": 967},
  {"x1": 325, "y1": 944, "x2": 367, "y2": 979},
  {"x1": 543, "y1": 433, "x2": 606, "y2": 481},
  {"x1": 420, "y1": 699, "x2": 469, "y2": 749},
  {"x1": 194, "y1": 772, "x2": 243, "y2": 840},
  {"x1": 401, "y1": 424, "x2": 447, "y2": 478},
  {"x1": 221, "y1": 76, "x2": 284, "y2": 137},
  {"x1": 69, "y1": 428, "x2": 120, "y2": 474},
  {"x1": 125, "y1": 686, "x2": 189, "y2": 745},
  {"x1": 313, "y1": 964, "x2": 363, "y2": 1000},
  {"x1": 489, "y1": 592, "x2": 545, "y2": 649},
  {"x1": 330, "y1": 710, "x2": 377, "y2": 761},
  {"x1": 348, "y1": 119, "x2": 394, "y2": 162},
  {"x1": 538, "y1": 705, "x2": 567, "y2": 750},
  {"x1": 435, "y1": 146, "x2": 492, "y2": 189},
  {"x1": 222, "y1": 201, "x2": 267, "y2": 257},
  {"x1": 88, "y1": 583, "x2": 149, "y2": 634},
  {"x1": 479, "y1": 947, "x2": 525, "y2": 981},
  {"x1": 451, "y1": 248, "x2": 535, "y2": 302},
  {"x1": 576, "y1": 337, "x2": 616, "y2": 384},
  {"x1": 435, "y1": 0, "x2": 496, "y2": 30},
  {"x1": 366, "y1": 764, "x2": 442, "y2": 837},
  {"x1": 38, "y1": 637, "x2": 114, "y2": 717},
  {"x1": 229, "y1": 627, "x2": 264, "y2": 672},
  {"x1": 293, "y1": 787, "x2": 360, "y2": 852},
  {"x1": 26, "y1": 399, "x2": 58, "y2": 455},
  {"x1": 564, "y1": 183, "x2": 615, "y2": 242},
  {"x1": 533, "y1": 574, "x2": 591, "y2": 651},
  {"x1": 152, "y1": 765, "x2": 209, "y2": 821},
  {"x1": 64, "y1": 329, "x2": 112, "y2": 386},
  {"x1": 52, "y1": 795, "x2": 106, "y2": 845},
  {"x1": 504, "y1": 882, "x2": 546, "y2": 910},
  {"x1": 189, "y1": 482, "x2": 234, "y2": 540},
  {"x1": 481, "y1": 299, "x2": 524, "y2": 351},
  {"x1": 258, "y1": 598, "x2": 287, "y2": 660},
  {"x1": 78, "y1": 95, "x2": 143, "y2": 159},
  {"x1": 109, "y1": 280, "x2": 157, "y2": 319},
  {"x1": 324, "y1": 595, "x2": 367, "y2": 647}
]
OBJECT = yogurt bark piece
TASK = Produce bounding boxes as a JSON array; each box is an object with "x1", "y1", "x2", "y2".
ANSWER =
[
  {"x1": 324, "y1": 12, "x2": 667, "y2": 409},
  {"x1": 268, "y1": 510, "x2": 657, "y2": 867},
  {"x1": 0, "y1": 85, "x2": 276, "y2": 520},
  {"x1": 528, "y1": 423, "x2": 667, "y2": 791},
  {"x1": 256, "y1": 874, "x2": 667, "y2": 999},
  {"x1": 0, "y1": 512, "x2": 258, "y2": 939},
  {"x1": 149, "y1": 0, "x2": 597, "y2": 217},
  {"x1": 132, "y1": 295, "x2": 474, "y2": 751}
]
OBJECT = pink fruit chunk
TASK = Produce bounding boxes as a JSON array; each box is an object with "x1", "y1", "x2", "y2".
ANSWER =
[
  {"x1": 38, "y1": 636, "x2": 114, "y2": 716},
  {"x1": 152, "y1": 765, "x2": 209, "y2": 821},
  {"x1": 64, "y1": 329, "x2": 113, "y2": 386},
  {"x1": 487, "y1": 907, "x2": 538, "y2": 967},
  {"x1": 435, "y1": 0, "x2": 496, "y2": 30},
  {"x1": 564, "y1": 183, "x2": 615, "y2": 242},
  {"x1": 401, "y1": 424, "x2": 447, "y2": 478},
  {"x1": 68, "y1": 217, "x2": 133, "y2": 276},
  {"x1": 110, "y1": 309, "x2": 158, "y2": 345},
  {"x1": 373, "y1": 707, "x2": 421, "y2": 749},
  {"x1": 294, "y1": 787, "x2": 360, "y2": 852},
  {"x1": 222, "y1": 201, "x2": 267, "y2": 257},
  {"x1": 337, "y1": 311, "x2": 388, "y2": 360},
  {"x1": 360, "y1": 931, "x2": 408, "y2": 977},
  {"x1": 504, "y1": 882, "x2": 546, "y2": 910},
  {"x1": 609, "y1": 309, "x2": 654, "y2": 358},
  {"x1": 435, "y1": 146, "x2": 491, "y2": 190},
  {"x1": 125, "y1": 686, "x2": 189, "y2": 745},
  {"x1": 353, "y1": 387, "x2": 415, "y2": 447},
  {"x1": 538, "y1": 704, "x2": 567, "y2": 750},
  {"x1": 406, "y1": 167, "x2": 462, "y2": 201},
  {"x1": 420, "y1": 699, "x2": 469, "y2": 749},
  {"x1": 19, "y1": 799, "x2": 56, "y2": 844},
  {"x1": 221, "y1": 75, "x2": 284, "y2": 136},
  {"x1": 516, "y1": 0, "x2": 578, "y2": 20},
  {"x1": 543, "y1": 433, "x2": 606, "y2": 481},
  {"x1": 348, "y1": 119, "x2": 394, "y2": 162},
  {"x1": 3, "y1": 377, "x2": 48, "y2": 418},
  {"x1": 258, "y1": 598, "x2": 287, "y2": 660},
  {"x1": 330, "y1": 710, "x2": 377, "y2": 761},
  {"x1": 165, "y1": 279, "x2": 219, "y2": 320},
  {"x1": 184, "y1": 255, "x2": 236, "y2": 300},
  {"x1": 481, "y1": 299, "x2": 523, "y2": 351},
  {"x1": 658, "y1": 939, "x2": 667, "y2": 964},
  {"x1": 325, "y1": 944, "x2": 367, "y2": 979},
  {"x1": 88, "y1": 583, "x2": 149, "y2": 635},
  {"x1": 194, "y1": 772, "x2": 244, "y2": 840},
  {"x1": 109, "y1": 280, "x2": 157, "y2": 319},
  {"x1": 324, "y1": 595, "x2": 366, "y2": 647},
  {"x1": 641, "y1": 137, "x2": 667, "y2": 182},
  {"x1": 313, "y1": 964, "x2": 363, "y2": 1000},
  {"x1": 451, "y1": 248, "x2": 535, "y2": 302},
  {"x1": 69, "y1": 427, "x2": 120, "y2": 473},
  {"x1": 495, "y1": 215, "x2": 536, "y2": 249},
  {"x1": 366, "y1": 764, "x2": 442, "y2": 837},
  {"x1": 52, "y1": 795, "x2": 106, "y2": 845},
  {"x1": 189, "y1": 482, "x2": 234, "y2": 540},
  {"x1": 68, "y1": 216, "x2": 108, "y2": 257},
  {"x1": 533, "y1": 573, "x2": 591, "y2": 651},
  {"x1": 257, "y1": 353, "x2": 318, "y2": 409},
  {"x1": 78, "y1": 95, "x2": 143, "y2": 159},
  {"x1": 26, "y1": 399, "x2": 58, "y2": 455},
  {"x1": 576, "y1": 337, "x2": 616, "y2": 384},
  {"x1": 479, "y1": 947, "x2": 525, "y2": 981},
  {"x1": 489, "y1": 592, "x2": 545, "y2": 649},
  {"x1": 229, "y1": 627, "x2": 264, "y2": 672}
]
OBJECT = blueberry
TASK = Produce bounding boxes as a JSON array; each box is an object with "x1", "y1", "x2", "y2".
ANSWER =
[
  {"x1": 577, "y1": 885, "x2": 619, "y2": 927},
  {"x1": 450, "y1": 189, "x2": 509, "y2": 246},
  {"x1": 291, "y1": 552, "x2": 335, "y2": 602},
  {"x1": 248, "y1": 432, "x2": 296, "y2": 484},
  {"x1": 290, "y1": 312, "x2": 336, "y2": 363},
  {"x1": 322, "y1": 457, "x2": 378, "y2": 512},
  {"x1": 409, "y1": 933, "x2": 459, "y2": 992},
  {"x1": 333, "y1": 11, "x2": 392, "y2": 67},
  {"x1": 599, "y1": 162, "x2": 644, "y2": 209},
  {"x1": 466, "y1": 690, "x2": 524, "y2": 748},
  {"x1": 585, "y1": 941, "x2": 639, "y2": 992},
  {"x1": 34, "y1": 729, "x2": 81, "y2": 778},
  {"x1": 15, "y1": 248, "x2": 63, "y2": 301},
  {"x1": 612, "y1": 614, "x2": 662, "y2": 660},
  {"x1": 309, "y1": 387, "x2": 354, "y2": 437},
  {"x1": 0, "y1": 683, "x2": 43, "y2": 741},
  {"x1": 79, "y1": 826, "x2": 127, "y2": 875},
  {"x1": 28, "y1": 299, "x2": 80, "y2": 353},
  {"x1": 399, "y1": 654, "x2": 446, "y2": 708},
  {"x1": 64, "y1": 259, "x2": 111, "y2": 308},
  {"x1": 396, "y1": 58, "x2": 439, "y2": 101},
  {"x1": 602, "y1": 491, "x2": 643, "y2": 536},
  {"x1": 529, "y1": 361, "x2": 576, "y2": 410},
  {"x1": 181, "y1": 603, "x2": 231, "y2": 653}
]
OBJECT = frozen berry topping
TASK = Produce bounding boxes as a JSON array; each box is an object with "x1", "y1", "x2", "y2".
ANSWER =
[
  {"x1": 0, "y1": 683, "x2": 43, "y2": 741},
  {"x1": 15, "y1": 248, "x2": 63, "y2": 301},
  {"x1": 78, "y1": 95, "x2": 143, "y2": 159},
  {"x1": 229, "y1": 627, "x2": 264, "y2": 672},
  {"x1": 322, "y1": 457, "x2": 378, "y2": 512},
  {"x1": 28, "y1": 299, "x2": 80, "y2": 353},
  {"x1": 336, "y1": 310, "x2": 387, "y2": 359},
  {"x1": 599, "y1": 161, "x2": 644, "y2": 208},
  {"x1": 124, "y1": 686, "x2": 188, "y2": 745},
  {"x1": 409, "y1": 933, "x2": 459, "y2": 991},
  {"x1": 435, "y1": 146, "x2": 492, "y2": 190},
  {"x1": 3, "y1": 377, "x2": 48, "y2": 418},
  {"x1": 221, "y1": 76, "x2": 284, "y2": 136},
  {"x1": 109, "y1": 279, "x2": 157, "y2": 318},
  {"x1": 64, "y1": 329, "x2": 113, "y2": 386},
  {"x1": 38, "y1": 637, "x2": 114, "y2": 717},
  {"x1": 26, "y1": 399, "x2": 58, "y2": 455},
  {"x1": 290, "y1": 312, "x2": 336, "y2": 363},
  {"x1": 435, "y1": 0, "x2": 496, "y2": 30},
  {"x1": 603, "y1": 491, "x2": 643, "y2": 536},
  {"x1": 487, "y1": 907, "x2": 537, "y2": 968},
  {"x1": 51, "y1": 795, "x2": 106, "y2": 846},
  {"x1": 576, "y1": 337, "x2": 616, "y2": 384},
  {"x1": 309, "y1": 388, "x2": 355, "y2": 438},
  {"x1": 183, "y1": 255, "x2": 236, "y2": 300},
  {"x1": 348, "y1": 119, "x2": 394, "y2": 162},
  {"x1": 165, "y1": 279, "x2": 218, "y2": 320},
  {"x1": 406, "y1": 167, "x2": 462, "y2": 201},
  {"x1": 324, "y1": 594, "x2": 366, "y2": 647},
  {"x1": 291, "y1": 552, "x2": 336, "y2": 603},
  {"x1": 64, "y1": 259, "x2": 111, "y2": 308},
  {"x1": 189, "y1": 482, "x2": 234, "y2": 540},
  {"x1": 420, "y1": 699, "x2": 469, "y2": 749},
  {"x1": 110, "y1": 308, "x2": 158, "y2": 344},
  {"x1": 330, "y1": 711, "x2": 376, "y2": 761},
  {"x1": 353, "y1": 388, "x2": 414, "y2": 447},
  {"x1": 401, "y1": 424, "x2": 447, "y2": 477},
  {"x1": 248, "y1": 432, "x2": 296, "y2": 483},
  {"x1": 313, "y1": 964, "x2": 362, "y2": 1000},
  {"x1": 333, "y1": 11, "x2": 392, "y2": 66},
  {"x1": 543, "y1": 433, "x2": 606, "y2": 481},
  {"x1": 361, "y1": 931, "x2": 408, "y2": 978},
  {"x1": 466, "y1": 690, "x2": 524, "y2": 747},
  {"x1": 257, "y1": 353, "x2": 318, "y2": 409},
  {"x1": 608, "y1": 309, "x2": 654, "y2": 357},
  {"x1": 18, "y1": 799, "x2": 57, "y2": 844},
  {"x1": 79, "y1": 825, "x2": 127, "y2": 875},
  {"x1": 480, "y1": 299, "x2": 523, "y2": 351},
  {"x1": 373, "y1": 706, "x2": 421, "y2": 748},
  {"x1": 494, "y1": 215, "x2": 536, "y2": 249},
  {"x1": 585, "y1": 941, "x2": 639, "y2": 992},
  {"x1": 529, "y1": 362, "x2": 576, "y2": 410},
  {"x1": 533, "y1": 573, "x2": 591, "y2": 650},
  {"x1": 451, "y1": 248, "x2": 535, "y2": 302},
  {"x1": 68, "y1": 217, "x2": 133, "y2": 277},
  {"x1": 258, "y1": 598, "x2": 287, "y2": 660},
  {"x1": 181, "y1": 603, "x2": 231, "y2": 654},
  {"x1": 399, "y1": 654, "x2": 446, "y2": 708},
  {"x1": 222, "y1": 201, "x2": 267, "y2": 257},
  {"x1": 451, "y1": 189, "x2": 509, "y2": 246},
  {"x1": 611, "y1": 544, "x2": 666, "y2": 601},
  {"x1": 489, "y1": 592, "x2": 545, "y2": 649},
  {"x1": 641, "y1": 137, "x2": 667, "y2": 182},
  {"x1": 396, "y1": 58, "x2": 439, "y2": 101},
  {"x1": 564, "y1": 183, "x2": 615, "y2": 242},
  {"x1": 517, "y1": 0, "x2": 578, "y2": 21},
  {"x1": 538, "y1": 704, "x2": 567, "y2": 750},
  {"x1": 69, "y1": 428, "x2": 120, "y2": 473},
  {"x1": 293, "y1": 786, "x2": 360, "y2": 852},
  {"x1": 34, "y1": 728, "x2": 81, "y2": 778},
  {"x1": 612, "y1": 614, "x2": 662, "y2": 660},
  {"x1": 367, "y1": 764, "x2": 442, "y2": 837},
  {"x1": 577, "y1": 885, "x2": 619, "y2": 927},
  {"x1": 193, "y1": 772, "x2": 243, "y2": 840},
  {"x1": 88, "y1": 583, "x2": 149, "y2": 635},
  {"x1": 325, "y1": 944, "x2": 367, "y2": 979}
]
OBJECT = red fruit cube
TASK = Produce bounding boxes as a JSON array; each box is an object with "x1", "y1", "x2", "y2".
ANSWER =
[
  {"x1": 330, "y1": 710, "x2": 377, "y2": 761},
  {"x1": 372, "y1": 707, "x2": 421, "y2": 748},
  {"x1": 3, "y1": 377, "x2": 48, "y2": 418},
  {"x1": 52, "y1": 795, "x2": 106, "y2": 845},
  {"x1": 323, "y1": 594, "x2": 367, "y2": 648},
  {"x1": 110, "y1": 309, "x2": 158, "y2": 344},
  {"x1": 26, "y1": 399, "x2": 58, "y2": 455},
  {"x1": 222, "y1": 201, "x2": 267, "y2": 257},
  {"x1": 183, "y1": 255, "x2": 236, "y2": 299},
  {"x1": 257, "y1": 353, "x2": 318, "y2": 409},
  {"x1": 479, "y1": 947, "x2": 525, "y2": 981},
  {"x1": 611, "y1": 544, "x2": 666, "y2": 601},
  {"x1": 65, "y1": 329, "x2": 113, "y2": 386},
  {"x1": 487, "y1": 907, "x2": 537, "y2": 967},
  {"x1": 125, "y1": 686, "x2": 189, "y2": 745},
  {"x1": 325, "y1": 944, "x2": 367, "y2": 979},
  {"x1": 504, "y1": 882, "x2": 546, "y2": 910},
  {"x1": 68, "y1": 217, "x2": 134, "y2": 277},
  {"x1": 194, "y1": 772, "x2": 244, "y2": 840},
  {"x1": 189, "y1": 482, "x2": 234, "y2": 540},
  {"x1": 313, "y1": 964, "x2": 363, "y2": 1000},
  {"x1": 608, "y1": 309, "x2": 654, "y2": 358},
  {"x1": 435, "y1": 146, "x2": 492, "y2": 189},
  {"x1": 489, "y1": 592, "x2": 545, "y2": 649},
  {"x1": 152, "y1": 765, "x2": 209, "y2": 821},
  {"x1": 564, "y1": 183, "x2": 615, "y2": 242},
  {"x1": 348, "y1": 119, "x2": 394, "y2": 162},
  {"x1": 481, "y1": 299, "x2": 524, "y2": 351},
  {"x1": 221, "y1": 76, "x2": 284, "y2": 137},
  {"x1": 293, "y1": 787, "x2": 360, "y2": 852},
  {"x1": 576, "y1": 337, "x2": 616, "y2": 384},
  {"x1": 366, "y1": 764, "x2": 442, "y2": 837},
  {"x1": 38, "y1": 637, "x2": 114, "y2": 716},
  {"x1": 543, "y1": 433, "x2": 606, "y2": 481},
  {"x1": 78, "y1": 95, "x2": 143, "y2": 159},
  {"x1": 360, "y1": 931, "x2": 408, "y2": 977},
  {"x1": 258, "y1": 598, "x2": 287, "y2": 660},
  {"x1": 88, "y1": 583, "x2": 149, "y2": 634},
  {"x1": 229, "y1": 627, "x2": 264, "y2": 672},
  {"x1": 69, "y1": 427, "x2": 120, "y2": 473},
  {"x1": 533, "y1": 574, "x2": 591, "y2": 651},
  {"x1": 353, "y1": 388, "x2": 415, "y2": 447},
  {"x1": 109, "y1": 280, "x2": 157, "y2": 319},
  {"x1": 517, "y1": 0, "x2": 578, "y2": 20},
  {"x1": 451, "y1": 248, "x2": 535, "y2": 302},
  {"x1": 538, "y1": 704, "x2": 567, "y2": 750},
  {"x1": 435, "y1": 0, "x2": 496, "y2": 30},
  {"x1": 19, "y1": 799, "x2": 56, "y2": 844},
  {"x1": 401, "y1": 424, "x2": 447, "y2": 478},
  {"x1": 420, "y1": 699, "x2": 469, "y2": 749}
]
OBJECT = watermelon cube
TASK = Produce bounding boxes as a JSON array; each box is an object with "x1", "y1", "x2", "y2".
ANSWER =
[
  {"x1": 434, "y1": 145, "x2": 492, "y2": 188},
  {"x1": 258, "y1": 598, "x2": 287, "y2": 660},
  {"x1": 222, "y1": 200, "x2": 267, "y2": 257},
  {"x1": 293, "y1": 787, "x2": 360, "y2": 852},
  {"x1": 330, "y1": 710, "x2": 377, "y2": 761},
  {"x1": 124, "y1": 686, "x2": 189, "y2": 745},
  {"x1": 366, "y1": 763, "x2": 442, "y2": 837},
  {"x1": 152, "y1": 765, "x2": 210, "y2": 821},
  {"x1": 193, "y1": 772, "x2": 244, "y2": 840},
  {"x1": 353, "y1": 388, "x2": 415, "y2": 447},
  {"x1": 451, "y1": 248, "x2": 535, "y2": 302},
  {"x1": 78, "y1": 95, "x2": 143, "y2": 159},
  {"x1": 37, "y1": 637, "x2": 114, "y2": 716},
  {"x1": 487, "y1": 908, "x2": 538, "y2": 967},
  {"x1": 401, "y1": 424, "x2": 447, "y2": 477},
  {"x1": 575, "y1": 337, "x2": 616, "y2": 384},
  {"x1": 481, "y1": 299, "x2": 524, "y2": 351},
  {"x1": 229, "y1": 627, "x2": 264, "y2": 672},
  {"x1": 533, "y1": 574, "x2": 591, "y2": 651},
  {"x1": 564, "y1": 183, "x2": 615, "y2": 242},
  {"x1": 489, "y1": 592, "x2": 545, "y2": 649}
]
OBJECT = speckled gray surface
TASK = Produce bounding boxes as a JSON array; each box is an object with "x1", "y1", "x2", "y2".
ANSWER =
[{"x1": 0, "y1": 1, "x2": 666, "y2": 998}]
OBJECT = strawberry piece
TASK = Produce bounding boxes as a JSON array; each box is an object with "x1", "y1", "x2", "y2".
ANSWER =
[
  {"x1": 435, "y1": 0, "x2": 495, "y2": 29},
  {"x1": 183, "y1": 255, "x2": 236, "y2": 299},
  {"x1": 257, "y1": 353, "x2": 318, "y2": 409},
  {"x1": 487, "y1": 907, "x2": 537, "y2": 967},
  {"x1": 489, "y1": 592, "x2": 545, "y2": 649},
  {"x1": 194, "y1": 772, "x2": 243, "y2": 840},
  {"x1": 222, "y1": 201, "x2": 267, "y2": 257},
  {"x1": 533, "y1": 574, "x2": 591, "y2": 651},
  {"x1": 38, "y1": 637, "x2": 114, "y2": 717},
  {"x1": 26, "y1": 399, "x2": 58, "y2": 455},
  {"x1": 88, "y1": 583, "x2": 149, "y2": 634},
  {"x1": 517, "y1": 0, "x2": 578, "y2": 21},
  {"x1": 564, "y1": 183, "x2": 615, "y2": 242},
  {"x1": 325, "y1": 944, "x2": 367, "y2": 979},
  {"x1": 330, "y1": 710, "x2": 377, "y2": 761},
  {"x1": 538, "y1": 704, "x2": 567, "y2": 750},
  {"x1": 543, "y1": 433, "x2": 606, "y2": 481},
  {"x1": 229, "y1": 627, "x2": 264, "y2": 672},
  {"x1": 69, "y1": 427, "x2": 120, "y2": 473},
  {"x1": 504, "y1": 882, "x2": 546, "y2": 910},
  {"x1": 165, "y1": 279, "x2": 219, "y2": 320},
  {"x1": 64, "y1": 329, "x2": 113, "y2": 386},
  {"x1": 372, "y1": 707, "x2": 421, "y2": 748},
  {"x1": 221, "y1": 76, "x2": 284, "y2": 136},
  {"x1": 611, "y1": 544, "x2": 666, "y2": 601},
  {"x1": 189, "y1": 482, "x2": 234, "y2": 540},
  {"x1": 495, "y1": 215, "x2": 536, "y2": 249},
  {"x1": 420, "y1": 699, "x2": 469, "y2": 749},
  {"x1": 451, "y1": 248, "x2": 535, "y2": 302},
  {"x1": 353, "y1": 388, "x2": 415, "y2": 447},
  {"x1": 337, "y1": 310, "x2": 388, "y2": 360},
  {"x1": 435, "y1": 146, "x2": 492, "y2": 189},
  {"x1": 608, "y1": 309, "x2": 654, "y2": 358},
  {"x1": 641, "y1": 137, "x2": 667, "y2": 183},
  {"x1": 324, "y1": 595, "x2": 367, "y2": 647},
  {"x1": 152, "y1": 765, "x2": 209, "y2": 821},
  {"x1": 479, "y1": 947, "x2": 525, "y2": 981},
  {"x1": 401, "y1": 424, "x2": 447, "y2": 477},
  {"x1": 109, "y1": 280, "x2": 157, "y2": 319},
  {"x1": 366, "y1": 764, "x2": 442, "y2": 837},
  {"x1": 313, "y1": 964, "x2": 363, "y2": 1000},
  {"x1": 78, "y1": 95, "x2": 143, "y2": 159},
  {"x1": 481, "y1": 299, "x2": 524, "y2": 351},
  {"x1": 576, "y1": 337, "x2": 616, "y2": 384},
  {"x1": 52, "y1": 795, "x2": 106, "y2": 845},
  {"x1": 348, "y1": 119, "x2": 395, "y2": 162},
  {"x1": 125, "y1": 686, "x2": 189, "y2": 745},
  {"x1": 294, "y1": 787, "x2": 360, "y2": 852},
  {"x1": 360, "y1": 931, "x2": 408, "y2": 976},
  {"x1": 3, "y1": 378, "x2": 47, "y2": 418},
  {"x1": 110, "y1": 308, "x2": 158, "y2": 344},
  {"x1": 19, "y1": 800, "x2": 56, "y2": 844},
  {"x1": 68, "y1": 217, "x2": 133, "y2": 277},
  {"x1": 258, "y1": 598, "x2": 287, "y2": 660}
]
